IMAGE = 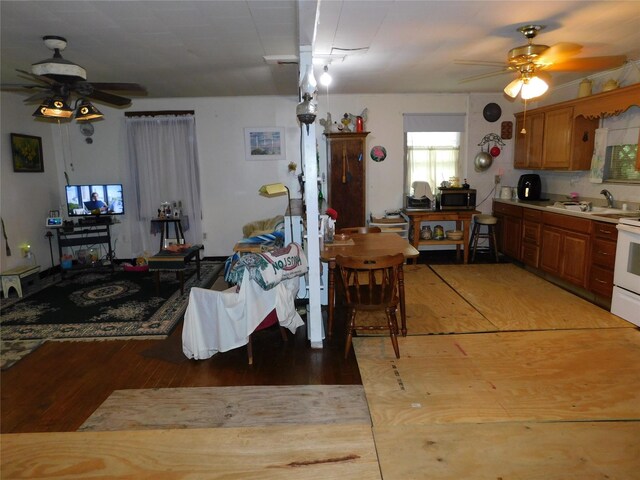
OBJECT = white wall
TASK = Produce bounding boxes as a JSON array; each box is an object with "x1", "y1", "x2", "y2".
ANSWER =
[
  {"x1": 1, "y1": 93, "x2": 60, "y2": 271},
  {"x1": 313, "y1": 92, "x2": 520, "y2": 218},
  {"x1": 2, "y1": 72, "x2": 638, "y2": 269}
]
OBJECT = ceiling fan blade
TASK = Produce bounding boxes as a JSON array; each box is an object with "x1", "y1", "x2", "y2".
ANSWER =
[
  {"x1": 86, "y1": 89, "x2": 132, "y2": 106},
  {"x1": 88, "y1": 82, "x2": 147, "y2": 93},
  {"x1": 454, "y1": 59, "x2": 507, "y2": 67},
  {"x1": 536, "y1": 42, "x2": 583, "y2": 66},
  {"x1": 23, "y1": 90, "x2": 52, "y2": 103},
  {"x1": 459, "y1": 68, "x2": 513, "y2": 84},
  {"x1": 544, "y1": 55, "x2": 626, "y2": 72},
  {"x1": 16, "y1": 69, "x2": 58, "y2": 86}
]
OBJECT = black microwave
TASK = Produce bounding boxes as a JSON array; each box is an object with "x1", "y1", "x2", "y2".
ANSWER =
[{"x1": 438, "y1": 188, "x2": 476, "y2": 210}]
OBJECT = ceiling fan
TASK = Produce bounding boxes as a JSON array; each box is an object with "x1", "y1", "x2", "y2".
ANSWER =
[
  {"x1": 2, "y1": 35, "x2": 146, "y2": 119},
  {"x1": 457, "y1": 25, "x2": 627, "y2": 99}
]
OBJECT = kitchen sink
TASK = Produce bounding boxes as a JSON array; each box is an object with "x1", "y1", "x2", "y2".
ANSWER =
[{"x1": 545, "y1": 203, "x2": 639, "y2": 216}]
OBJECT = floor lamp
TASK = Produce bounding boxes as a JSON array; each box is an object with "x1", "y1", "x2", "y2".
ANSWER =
[{"x1": 258, "y1": 183, "x2": 294, "y2": 243}]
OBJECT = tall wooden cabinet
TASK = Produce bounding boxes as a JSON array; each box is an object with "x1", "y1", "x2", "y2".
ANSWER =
[{"x1": 325, "y1": 132, "x2": 369, "y2": 229}]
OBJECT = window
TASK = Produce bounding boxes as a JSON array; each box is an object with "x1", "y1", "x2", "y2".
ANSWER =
[
  {"x1": 605, "y1": 143, "x2": 640, "y2": 183},
  {"x1": 603, "y1": 126, "x2": 640, "y2": 184},
  {"x1": 403, "y1": 114, "x2": 465, "y2": 199},
  {"x1": 405, "y1": 132, "x2": 461, "y2": 196}
]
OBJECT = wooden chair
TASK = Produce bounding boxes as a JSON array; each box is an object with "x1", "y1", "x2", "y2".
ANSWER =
[
  {"x1": 335, "y1": 253, "x2": 404, "y2": 359},
  {"x1": 338, "y1": 226, "x2": 382, "y2": 234}
]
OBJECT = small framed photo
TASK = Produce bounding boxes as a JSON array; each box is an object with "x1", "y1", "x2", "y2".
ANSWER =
[
  {"x1": 244, "y1": 127, "x2": 285, "y2": 161},
  {"x1": 11, "y1": 133, "x2": 44, "y2": 172}
]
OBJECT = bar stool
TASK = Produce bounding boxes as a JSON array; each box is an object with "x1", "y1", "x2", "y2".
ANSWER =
[{"x1": 469, "y1": 214, "x2": 499, "y2": 262}]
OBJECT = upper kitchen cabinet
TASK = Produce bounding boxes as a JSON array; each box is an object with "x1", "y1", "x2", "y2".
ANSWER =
[
  {"x1": 326, "y1": 132, "x2": 369, "y2": 229},
  {"x1": 514, "y1": 83, "x2": 640, "y2": 171},
  {"x1": 514, "y1": 106, "x2": 597, "y2": 170}
]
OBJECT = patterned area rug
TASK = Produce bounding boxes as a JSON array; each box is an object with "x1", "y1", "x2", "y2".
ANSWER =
[{"x1": 1, "y1": 262, "x2": 223, "y2": 343}]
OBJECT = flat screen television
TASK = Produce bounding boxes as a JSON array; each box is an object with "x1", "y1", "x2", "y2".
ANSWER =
[{"x1": 65, "y1": 184, "x2": 124, "y2": 217}]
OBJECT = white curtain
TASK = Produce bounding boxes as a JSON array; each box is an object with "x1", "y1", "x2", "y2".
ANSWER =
[
  {"x1": 126, "y1": 114, "x2": 202, "y2": 256},
  {"x1": 406, "y1": 143, "x2": 459, "y2": 194}
]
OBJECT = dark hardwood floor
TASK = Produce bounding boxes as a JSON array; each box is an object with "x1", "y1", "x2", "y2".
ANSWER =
[
  {"x1": 1, "y1": 318, "x2": 362, "y2": 433},
  {"x1": 1, "y1": 250, "x2": 491, "y2": 434}
]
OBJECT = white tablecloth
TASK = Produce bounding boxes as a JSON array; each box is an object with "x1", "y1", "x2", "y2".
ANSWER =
[{"x1": 182, "y1": 276, "x2": 304, "y2": 360}]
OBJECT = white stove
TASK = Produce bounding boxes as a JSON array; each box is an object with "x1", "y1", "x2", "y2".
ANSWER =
[
  {"x1": 619, "y1": 216, "x2": 640, "y2": 228},
  {"x1": 611, "y1": 216, "x2": 640, "y2": 326}
]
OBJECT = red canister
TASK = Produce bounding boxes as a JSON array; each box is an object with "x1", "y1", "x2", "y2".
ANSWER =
[{"x1": 356, "y1": 116, "x2": 364, "y2": 132}]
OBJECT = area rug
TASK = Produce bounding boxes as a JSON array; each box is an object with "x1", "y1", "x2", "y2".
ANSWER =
[{"x1": 0, "y1": 262, "x2": 223, "y2": 342}]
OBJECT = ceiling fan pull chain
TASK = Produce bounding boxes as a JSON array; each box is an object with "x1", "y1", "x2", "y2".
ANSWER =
[{"x1": 521, "y1": 99, "x2": 528, "y2": 135}]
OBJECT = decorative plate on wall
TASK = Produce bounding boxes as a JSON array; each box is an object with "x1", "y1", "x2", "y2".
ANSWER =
[
  {"x1": 370, "y1": 145, "x2": 387, "y2": 162},
  {"x1": 482, "y1": 103, "x2": 502, "y2": 122}
]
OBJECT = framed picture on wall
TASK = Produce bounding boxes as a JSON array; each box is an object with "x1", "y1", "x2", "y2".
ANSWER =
[
  {"x1": 244, "y1": 127, "x2": 285, "y2": 161},
  {"x1": 10, "y1": 133, "x2": 44, "y2": 172}
]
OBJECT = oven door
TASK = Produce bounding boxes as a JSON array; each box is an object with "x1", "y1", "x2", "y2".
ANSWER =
[{"x1": 613, "y1": 224, "x2": 640, "y2": 294}]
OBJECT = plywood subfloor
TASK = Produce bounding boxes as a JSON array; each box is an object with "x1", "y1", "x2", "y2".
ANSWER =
[
  {"x1": 1, "y1": 424, "x2": 382, "y2": 479},
  {"x1": 373, "y1": 422, "x2": 640, "y2": 480},
  {"x1": 400, "y1": 264, "x2": 495, "y2": 333},
  {"x1": 354, "y1": 328, "x2": 640, "y2": 425},
  {"x1": 431, "y1": 263, "x2": 632, "y2": 330},
  {"x1": 80, "y1": 385, "x2": 370, "y2": 431}
]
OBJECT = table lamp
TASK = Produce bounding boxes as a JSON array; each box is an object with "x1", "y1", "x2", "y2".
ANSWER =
[{"x1": 259, "y1": 183, "x2": 294, "y2": 242}]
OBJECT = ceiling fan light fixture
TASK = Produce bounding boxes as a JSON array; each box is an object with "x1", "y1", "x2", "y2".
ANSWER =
[
  {"x1": 504, "y1": 77, "x2": 523, "y2": 98},
  {"x1": 520, "y1": 75, "x2": 548, "y2": 100},
  {"x1": 33, "y1": 96, "x2": 73, "y2": 118},
  {"x1": 75, "y1": 99, "x2": 103, "y2": 121}
]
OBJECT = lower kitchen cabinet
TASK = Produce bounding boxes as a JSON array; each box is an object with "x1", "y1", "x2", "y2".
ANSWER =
[
  {"x1": 589, "y1": 221, "x2": 618, "y2": 298},
  {"x1": 493, "y1": 201, "x2": 522, "y2": 260},
  {"x1": 540, "y1": 212, "x2": 592, "y2": 289},
  {"x1": 521, "y1": 208, "x2": 542, "y2": 268}
]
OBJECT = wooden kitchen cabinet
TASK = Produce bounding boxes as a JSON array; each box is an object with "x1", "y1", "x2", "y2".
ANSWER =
[
  {"x1": 514, "y1": 106, "x2": 597, "y2": 170},
  {"x1": 589, "y1": 221, "x2": 618, "y2": 298},
  {"x1": 540, "y1": 212, "x2": 591, "y2": 288},
  {"x1": 326, "y1": 132, "x2": 369, "y2": 229},
  {"x1": 521, "y1": 208, "x2": 542, "y2": 268},
  {"x1": 514, "y1": 112, "x2": 544, "y2": 169},
  {"x1": 493, "y1": 201, "x2": 522, "y2": 260}
]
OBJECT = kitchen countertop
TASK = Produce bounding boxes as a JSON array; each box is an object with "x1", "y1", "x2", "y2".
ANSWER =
[{"x1": 493, "y1": 198, "x2": 640, "y2": 225}]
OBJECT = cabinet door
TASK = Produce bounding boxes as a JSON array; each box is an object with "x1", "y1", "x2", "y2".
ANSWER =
[
  {"x1": 541, "y1": 227, "x2": 590, "y2": 287},
  {"x1": 541, "y1": 227, "x2": 563, "y2": 273},
  {"x1": 561, "y1": 231, "x2": 590, "y2": 287},
  {"x1": 514, "y1": 112, "x2": 544, "y2": 169},
  {"x1": 327, "y1": 133, "x2": 368, "y2": 229},
  {"x1": 502, "y1": 216, "x2": 522, "y2": 259},
  {"x1": 542, "y1": 107, "x2": 573, "y2": 169}
]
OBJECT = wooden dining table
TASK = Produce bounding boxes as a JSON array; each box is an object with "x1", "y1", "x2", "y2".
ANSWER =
[{"x1": 320, "y1": 232, "x2": 419, "y2": 337}]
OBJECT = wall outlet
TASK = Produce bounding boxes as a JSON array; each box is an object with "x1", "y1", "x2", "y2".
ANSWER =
[
  {"x1": 494, "y1": 175, "x2": 501, "y2": 185},
  {"x1": 203, "y1": 232, "x2": 207, "y2": 240}
]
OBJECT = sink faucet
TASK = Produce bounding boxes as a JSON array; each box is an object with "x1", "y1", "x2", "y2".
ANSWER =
[{"x1": 600, "y1": 189, "x2": 615, "y2": 208}]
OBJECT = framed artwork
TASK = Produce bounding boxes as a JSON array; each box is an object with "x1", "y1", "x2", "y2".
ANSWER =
[
  {"x1": 244, "y1": 127, "x2": 285, "y2": 161},
  {"x1": 10, "y1": 133, "x2": 44, "y2": 172}
]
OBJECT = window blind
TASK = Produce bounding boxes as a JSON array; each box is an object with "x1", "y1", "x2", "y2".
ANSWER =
[{"x1": 403, "y1": 114, "x2": 466, "y2": 133}]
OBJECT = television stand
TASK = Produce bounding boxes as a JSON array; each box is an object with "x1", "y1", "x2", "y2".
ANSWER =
[
  {"x1": 56, "y1": 223, "x2": 115, "y2": 276},
  {"x1": 78, "y1": 215, "x2": 113, "y2": 226}
]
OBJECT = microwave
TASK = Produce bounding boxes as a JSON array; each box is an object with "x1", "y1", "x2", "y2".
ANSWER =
[{"x1": 438, "y1": 188, "x2": 476, "y2": 210}]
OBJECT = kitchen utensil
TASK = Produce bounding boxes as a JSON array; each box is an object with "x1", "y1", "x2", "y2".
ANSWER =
[
  {"x1": 490, "y1": 145, "x2": 501, "y2": 157},
  {"x1": 474, "y1": 146, "x2": 493, "y2": 172}
]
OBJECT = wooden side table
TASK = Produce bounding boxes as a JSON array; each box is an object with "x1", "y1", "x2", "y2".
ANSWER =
[
  {"x1": 1, "y1": 265, "x2": 40, "y2": 298},
  {"x1": 403, "y1": 209, "x2": 480, "y2": 264},
  {"x1": 150, "y1": 218, "x2": 186, "y2": 252}
]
